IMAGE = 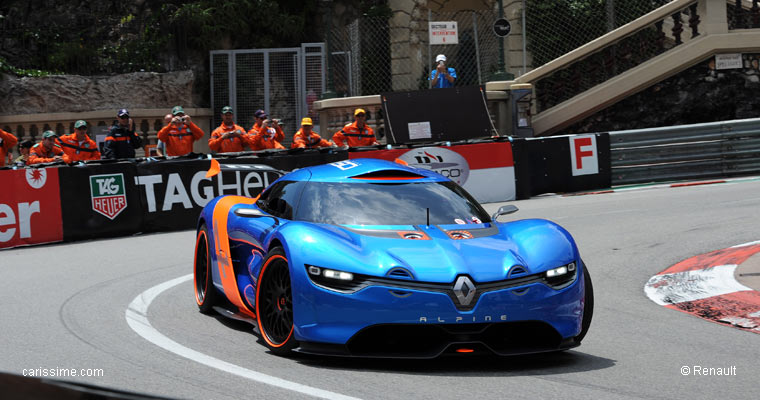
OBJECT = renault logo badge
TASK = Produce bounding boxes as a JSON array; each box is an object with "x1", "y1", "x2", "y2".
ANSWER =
[{"x1": 453, "y1": 276, "x2": 476, "y2": 306}]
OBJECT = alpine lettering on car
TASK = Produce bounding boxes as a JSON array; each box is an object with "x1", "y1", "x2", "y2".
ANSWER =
[{"x1": 419, "y1": 315, "x2": 507, "y2": 323}]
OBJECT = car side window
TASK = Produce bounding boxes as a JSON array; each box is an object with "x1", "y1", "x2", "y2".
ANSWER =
[{"x1": 257, "y1": 180, "x2": 304, "y2": 220}]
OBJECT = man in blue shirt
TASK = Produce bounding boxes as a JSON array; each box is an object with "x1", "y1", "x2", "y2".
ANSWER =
[{"x1": 430, "y1": 54, "x2": 457, "y2": 88}]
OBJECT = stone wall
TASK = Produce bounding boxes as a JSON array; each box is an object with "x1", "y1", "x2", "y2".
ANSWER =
[
  {"x1": 0, "y1": 70, "x2": 198, "y2": 116},
  {"x1": 563, "y1": 53, "x2": 760, "y2": 134}
]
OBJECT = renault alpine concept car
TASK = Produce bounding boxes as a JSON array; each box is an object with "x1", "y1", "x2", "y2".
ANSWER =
[{"x1": 193, "y1": 158, "x2": 593, "y2": 357}]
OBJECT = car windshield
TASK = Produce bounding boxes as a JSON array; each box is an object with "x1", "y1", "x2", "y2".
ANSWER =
[{"x1": 294, "y1": 181, "x2": 491, "y2": 226}]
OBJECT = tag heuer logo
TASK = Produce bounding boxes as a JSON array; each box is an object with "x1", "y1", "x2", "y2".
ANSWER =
[{"x1": 90, "y1": 173, "x2": 127, "y2": 220}]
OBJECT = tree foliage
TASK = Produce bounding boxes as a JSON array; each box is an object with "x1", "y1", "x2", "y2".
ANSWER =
[{"x1": 0, "y1": 0, "x2": 328, "y2": 76}]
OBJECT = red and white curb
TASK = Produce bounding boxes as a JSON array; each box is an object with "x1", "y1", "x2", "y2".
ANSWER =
[{"x1": 645, "y1": 241, "x2": 760, "y2": 333}]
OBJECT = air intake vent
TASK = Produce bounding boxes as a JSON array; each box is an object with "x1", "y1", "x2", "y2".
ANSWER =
[
  {"x1": 387, "y1": 268, "x2": 413, "y2": 279},
  {"x1": 508, "y1": 266, "x2": 527, "y2": 277},
  {"x1": 447, "y1": 230, "x2": 473, "y2": 240},
  {"x1": 403, "y1": 233, "x2": 424, "y2": 240},
  {"x1": 350, "y1": 170, "x2": 425, "y2": 180}
]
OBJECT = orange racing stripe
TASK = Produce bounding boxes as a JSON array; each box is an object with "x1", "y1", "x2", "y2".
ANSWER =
[{"x1": 212, "y1": 195, "x2": 257, "y2": 318}]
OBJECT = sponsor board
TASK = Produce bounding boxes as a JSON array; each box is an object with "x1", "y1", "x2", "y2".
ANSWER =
[
  {"x1": 350, "y1": 142, "x2": 515, "y2": 202},
  {"x1": 135, "y1": 167, "x2": 282, "y2": 213},
  {"x1": 90, "y1": 173, "x2": 128, "y2": 220},
  {"x1": 135, "y1": 161, "x2": 284, "y2": 231},
  {"x1": 0, "y1": 168, "x2": 63, "y2": 248}
]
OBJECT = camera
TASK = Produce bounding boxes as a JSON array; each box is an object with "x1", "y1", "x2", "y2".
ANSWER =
[{"x1": 271, "y1": 118, "x2": 281, "y2": 125}]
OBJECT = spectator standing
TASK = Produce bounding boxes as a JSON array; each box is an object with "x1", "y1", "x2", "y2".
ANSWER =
[
  {"x1": 13, "y1": 140, "x2": 33, "y2": 166},
  {"x1": 104, "y1": 109, "x2": 143, "y2": 159},
  {"x1": 157, "y1": 106, "x2": 205, "y2": 156},
  {"x1": 28, "y1": 131, "x2": 69, "y2": 165},
  {"x1": 57, "y1": 120, "x2": 101, "y2": 162},
  {"x1": 1, "y1": 127, "x2": 19, "y2": 166},
  {"x1": 332, "y1": 108, "x2": 379, "y2": 147},
  {"x1": 430, "y1": 54, "x2": 457, "y2": 89},
  {"x1": 248, "y1": 109, "x2": 285, "y2": 150},
  {"x1": 292, "y1": 118, "x2": 333, "y2": 149},
  {"x1": 154, "y1": 114, "x2": 173, "y2": 156},
  {"x1": 209, "y1": 106, "x2": 251, "y2": 153}
]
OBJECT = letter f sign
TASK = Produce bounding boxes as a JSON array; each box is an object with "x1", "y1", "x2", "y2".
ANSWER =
[{"x1": 570, "y1": 135, "x2": 598, "y2": 176}]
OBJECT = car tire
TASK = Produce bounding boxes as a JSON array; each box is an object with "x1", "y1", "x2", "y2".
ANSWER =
[
  {"x1": 194, "y1": 223, "x2": 219, "y2": 314},
  {"x1": 576, "y1": 262, "x2": 594, "y2": 343},
  {"x1": 256, "y1": 247, "x2": 297, "y2": 355}
]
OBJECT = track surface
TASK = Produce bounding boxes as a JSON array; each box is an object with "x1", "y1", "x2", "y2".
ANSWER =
[{"x1": 1, "y1": 180, "x2": 759, "y2": 399}]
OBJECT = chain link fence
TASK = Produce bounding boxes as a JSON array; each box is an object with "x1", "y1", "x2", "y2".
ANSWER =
[
  {"x1": 328, "y1": 9, "x2": 502, "y2": 96},
  {"x1": 210, "y1": 45, "x2": 324, "y2": 148},
  {"x1": 525, "y1": 0, "x2": 672, "y2": 68},
  {"x1": 325, "y1": 2, "x2": 672, "y2": 96}
]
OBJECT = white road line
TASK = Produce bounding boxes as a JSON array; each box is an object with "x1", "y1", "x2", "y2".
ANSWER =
[
  {"x1": 731, "y1": 240, "x2": 760, "y2": 248},
  {"x1": 126, "y1": 274, "x2": 361, "y2": 400},
  {"x1": 644, "y1": 264, "x2": 753, "y2": 306}
]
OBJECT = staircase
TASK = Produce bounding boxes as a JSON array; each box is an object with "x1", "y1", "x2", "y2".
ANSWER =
[{"x1": 498, "y1": 0, "x2": 760, "y2": 136}]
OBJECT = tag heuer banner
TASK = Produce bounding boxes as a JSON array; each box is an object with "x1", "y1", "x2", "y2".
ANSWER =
[
  {"x1": 58, "y1": 162, "x2": 143, "y2": 242},
  {"x1": 90, "y1": 173, "x2": 128, "y2": 219}
]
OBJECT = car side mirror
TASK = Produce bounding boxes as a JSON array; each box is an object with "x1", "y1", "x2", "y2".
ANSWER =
[
  {"x1": 234, "y1": 207, "x2": 280, "y2": 226},
  {"x1": 491, "y1": 205, "x2": 518, "y2": 221}
]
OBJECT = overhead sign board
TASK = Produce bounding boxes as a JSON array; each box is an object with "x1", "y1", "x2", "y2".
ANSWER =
[{"x1": 429, "y1": 21, "x2": 458, "y2": 45}]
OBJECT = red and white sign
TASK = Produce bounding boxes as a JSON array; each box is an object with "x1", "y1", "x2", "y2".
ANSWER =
[
  {"x1": 569, "y1": 135, "x2": 599, "y2": 176},
  {"x1": 429, "y1": 21, "x2": 459, "y2": 45},
  {"x1": 0, "y1": 168, "x2": 63, "y2": 249},
  {"x1": 350, "y1": 142, "x2": 515, "y2": 203}
]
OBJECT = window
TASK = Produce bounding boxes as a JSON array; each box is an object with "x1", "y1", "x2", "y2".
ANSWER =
[{"x1": 256, "y1": 180, "x2": 305, "y2": 220}]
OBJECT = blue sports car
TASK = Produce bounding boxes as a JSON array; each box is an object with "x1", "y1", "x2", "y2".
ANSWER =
[{"x1": 194, "y1": 158, "x2": 593, "y2": 357}]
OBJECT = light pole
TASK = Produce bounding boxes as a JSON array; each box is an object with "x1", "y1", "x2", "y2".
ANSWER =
[
  {"x1": 491, "y1": 0, "x2": 515, "y2": 81},
  {"x1": 321, "y1": 0, "x2": 337, "y2": 99}
]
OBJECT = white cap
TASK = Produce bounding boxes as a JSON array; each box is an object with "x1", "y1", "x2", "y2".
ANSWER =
[{"x1": 435, "y1": 54, "x2": 446, "y2": 63}]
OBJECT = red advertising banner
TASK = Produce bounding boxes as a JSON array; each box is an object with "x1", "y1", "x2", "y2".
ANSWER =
[
  {"x1": 349, "y1": 142, "x2": 516, "y2": 203},
  {"x1": 0, "y1": 168, "x2": 63, "y2": 249}
]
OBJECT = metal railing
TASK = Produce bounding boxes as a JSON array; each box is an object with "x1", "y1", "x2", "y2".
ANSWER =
[
  {"x1": 610, "y1": 117, "x2": 760, "y2": 184},
  {"x1": 528, "y1": 0, "x2": 701, "y2": 114}
]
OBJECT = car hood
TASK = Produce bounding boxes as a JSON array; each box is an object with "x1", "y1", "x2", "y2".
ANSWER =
[{"x1": 281, "y1": 219, "x2": 577, "y2": 284}]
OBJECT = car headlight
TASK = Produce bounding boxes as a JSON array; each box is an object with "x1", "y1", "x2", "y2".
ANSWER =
[
  {"x1": 546, "y1": 262, "x2": 575, "y2": 278},
  {"x1": 306, "y1": 265, "x2": 364, "y2": 293},
  {"x1": 544, "y1": 262, "x2": 577, "y2": 289},
  {"x1": 308, "y1": 265, "x2": 354, "y2": 281}
]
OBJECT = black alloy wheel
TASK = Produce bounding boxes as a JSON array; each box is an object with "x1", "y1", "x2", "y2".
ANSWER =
[
  {"x1": 576, "y1": 262, "x2": 594, "y2": 343},
  {"x1": 194, "y1": 224, "x2": 218, "y2": 314},
  {"x1": 256, "y1": 247, "x2": 297, "y2": 354}
]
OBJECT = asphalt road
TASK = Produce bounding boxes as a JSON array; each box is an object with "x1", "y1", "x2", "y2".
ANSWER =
[{"x1": 1, "y1": 179, "x2": 759, "y2": 399}]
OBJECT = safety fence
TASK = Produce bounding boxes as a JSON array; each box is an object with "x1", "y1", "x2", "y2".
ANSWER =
[
  {"x1": 210, "y1": 44, "x2": 325, "y2": 148},
  {"x1": 610, "y1": 117, "x2": 760, "y2": 184},
  {"x1": 525, "y1": 0, "x2": 671, "y2": 69},
  {"x1": 1, "y1": 134, "x2": 611, "y2": 249},
  {"x1": 328, "y1": 9, "x2": 503, "y2": 95}
]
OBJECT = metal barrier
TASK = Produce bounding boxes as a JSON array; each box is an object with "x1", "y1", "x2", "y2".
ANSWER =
[
  {"x1": 610, "y1": 117, "x2": 760, "y2": 184},
  {"x1": 210, "y1": 44, "x2": 326, "y2": 147}
]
